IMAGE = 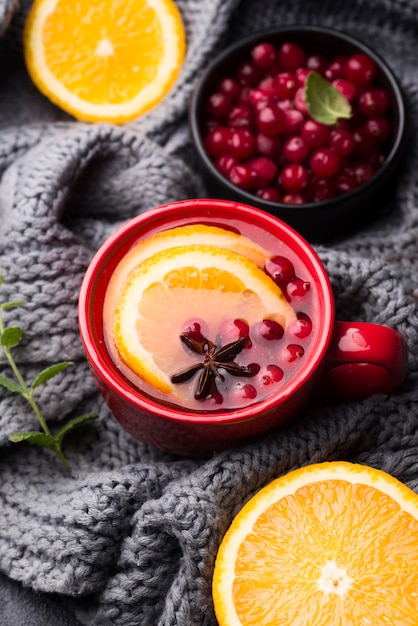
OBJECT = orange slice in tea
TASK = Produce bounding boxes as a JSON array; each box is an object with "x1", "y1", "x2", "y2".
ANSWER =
[
  {"x1": 112, "y1": 244, "x2": 295, "y2": 394},
  {"x1": 23, "y1": 0, "x2": 186, "y2": 123},
  {"x1": 213, "y1": 461, "x2": 418, "y2": 625}
]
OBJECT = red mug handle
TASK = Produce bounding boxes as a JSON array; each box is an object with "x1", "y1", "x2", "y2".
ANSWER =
[{"x1": 313, "y1": 322, "x2": 408, "y2": 403}]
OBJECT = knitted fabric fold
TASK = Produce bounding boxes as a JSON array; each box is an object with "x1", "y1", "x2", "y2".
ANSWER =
[{"x1": 1, "y1": 0, "x2": 418, "y2": 624}]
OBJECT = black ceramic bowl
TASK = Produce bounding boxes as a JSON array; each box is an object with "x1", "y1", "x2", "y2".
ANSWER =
[{"x1": 189, "y1": 25, "x2": 407, "y2": 243}]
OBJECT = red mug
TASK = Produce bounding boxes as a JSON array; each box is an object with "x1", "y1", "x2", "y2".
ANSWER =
[{"x1": 78, "y1": 199, "x2": 408, "y2": 456}]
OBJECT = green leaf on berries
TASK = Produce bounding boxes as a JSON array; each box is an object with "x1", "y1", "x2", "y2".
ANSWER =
[
  {"x1": 305, "y1": 71, "x2": 352, "y2": 125},
  {"x1": 1, "y1": 326, "x2": 24, "y2": 348}
]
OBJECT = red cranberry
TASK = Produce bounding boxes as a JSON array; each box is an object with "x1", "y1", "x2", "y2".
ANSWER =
[
  {"x1": 287, "y1": 313, "x2": 312, "y2": 339},
  {"x1": 310, "y1": 148, "x2": 341, "y2": 178},
  {"x1": 229, "y1": 128, "x2": 256, "y2": 159},
  {"x1": 329, "y1": 128, "x2": 355, "y2": 157},
  {"x1": 282, "y1": 108, "x2": 305, "y2": 136},
  {"x1": 204, "y1": 127, "x2": 232, "y2": 157},
  {"x1": 258, "y1": 364, "x2": 284, "y2": 385},
  {"x1": 294, "y1": 86, "x2": 309, "y2": 114},
  {"x1": 364, "y1": 117, "x2": 390, "y2": 144},
  {"x1": 306, "y1": 176, "x2": 336, "y2": 202},
  {"x1": 264, "y1": 255, "x2": 296, "y2": 287},
  {"x1": 282, "y1": 193, "x2": 306, "y2": 204},
  {"x1": 182, "y1": 318, "x2": 209, "y2": 343},
  {"x1": 256, "y1": 132, "x2": 282, "y2": 157},
  {"x1": 228, "y1": 163, "x2": 254, "y2": 189},
  {"x1": 275, "y1": 72, "x2": 298, "y2": 99},
  {"x1": 251, "y1": 42, "x2": 276, "y2": 68},
  {"x1": 332, "y1": 78, "x2": 356, "y2": 102},
  {"x1": 325, "y1": 56, "x2": 348, "y2": 81},
  {"x1": 215, "y1": 154, "x2": 238, "y2": 176},
  {"x1": 278, "y1": 42, "x2": 306, "y2": 71},
  {"x1": 257, "y1": 76, "x2": 278, "y2": 96},
  {"x1": 206, "y1": 92, "x2": 233, "y2": 117},
  {"x1": 231, "y1": 382, "x2": 258, "y2": 402},
  {"x1": 335, "y1": 168, "x2": 359, "y2": 194},
  {"x1": 237, "y1": 61, "x2": 263, "y2": 86},
  {"x1": 306, "y1": 54, "x2": 328, "y2": 75},
  {"x1": 279, "y1": 163, "x2": 309, "y2": 193},
  {"x1": 287, "y1": 278, "x2": 310, "y2": 298},
  {"x1": 248, "y1": 156, "x2": 278, "y2": 187},
  {"x1": 253, "y1": 319, "x2": 284, "y2": 341},
  {"x1": 217, "y1": 76, "x2": 241, "y2": 100},
  {"x1": 352, "y1": 161, "x2": 374, "y2": 184},
  {"x1": 256, "y1": 186, "x2": 281, "y2": 201},
  {"x1": 255, "y1": 103, "x2": 286, "y2": 136},
  {"x1": 301, "y1": 119, "x2": 330, "y2": 148},
  {"x1": 283, "y1": 136, "x2": 310, "y2": 163},
  {"x1": 284, "y1": 344, "x2": 305, "y2": 362},
  {"x1": 358, "y1": 88, "x2": 389, "y2": 117},
  {"x1": 218, "y1": 318, "x2": 251, "y2": 347},
  {"x1": 344, "y1": 53, "x2": 376, "y2": 87},
  {"x1": 352, "y1": 127, "x2": 376, "y2": 159},
  {"x1": 227, "y1": 104, "x2": 255, "y2": 129}
]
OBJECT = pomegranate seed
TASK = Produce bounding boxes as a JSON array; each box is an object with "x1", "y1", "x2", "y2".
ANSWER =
[
  {"x1": 248, "y1": 156, "x2": 278, "y2": 187},
  {"x1": 287, "y1": 278, "x2": 310, "y2": 298},
  {"x1": 284, "y1": 344, "x2": 305, "y2": 362},
  {"x1": 310, "y1": 148, "x2": 341, "y2": 178},
  {"x1": 228, "y1": 163, "x2": 254, "y2": 189},
  {"x1": 218, "y1": 318, "x2": 251, "y2": 348},
  {"x1": 287, "y1": 313, "x2": 312, "y2": 338},
  {"x1": 231, "y1": 383, "x2": 258, "y2": 401},
  {"x1": 344, "y1": 53, "x2": 376, "y2": 87},
  {"x1": 182, "y1": 318, "x2": 209, "y2": 343},
  {"x1": 278, "y1": 42, "x2": 306, "y2": 71},
  {"x1": 280, "y1": 163, "x2": 309, "y2": 193},
  {"x1": 251, "y1": 42, "x2": 276, "y2": 68}
]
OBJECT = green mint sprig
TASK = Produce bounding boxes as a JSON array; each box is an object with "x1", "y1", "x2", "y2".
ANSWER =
[
  {"x1": 0, "y1": 275, "x2": 97, "y2": 469},
  {"x1": 304, "y1": 71, "x2": 352, "y2": 125}
]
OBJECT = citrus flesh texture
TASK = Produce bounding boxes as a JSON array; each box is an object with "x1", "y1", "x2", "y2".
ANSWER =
[
  {"x1": 213, "y1": 461, "x2": 418, "y2": 626},
  {"x1": 23, "y1": 0, "x2": 186, "y2": 123},
  {"x1": 112, "y1": 242, "x2": 295, "y2": 396}
]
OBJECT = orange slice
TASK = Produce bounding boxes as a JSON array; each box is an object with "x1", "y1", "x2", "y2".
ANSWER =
[
  {"x1": 112, "y1": 244, "x2": 295, "y2": 394},
  {"x1": 213, "y1": 461, "x2": 418, "y2": 625},
  {"x1": 23, "y1": 0, "x2": 186, "y2": 123}
]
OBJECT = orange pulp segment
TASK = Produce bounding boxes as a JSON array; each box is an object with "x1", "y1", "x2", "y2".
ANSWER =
[
  {"x1": 213, "y1": 461, "x2": 418, "y2": 625},
  {"x1": 112, "y1": 244, "x2": 295, "y2": 394},
  {"x1": 23, "y1": 0, "x2": 186, "y2": 123}
]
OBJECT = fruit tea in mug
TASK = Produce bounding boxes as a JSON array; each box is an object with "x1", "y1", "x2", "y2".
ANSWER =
[{"x1": 102, "y1": 213, "x2": 320, "y2": 413}]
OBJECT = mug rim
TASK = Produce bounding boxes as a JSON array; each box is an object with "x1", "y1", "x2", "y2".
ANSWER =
[{"x1": 78, "y1": 199, "x2": 335, "y2": 425}]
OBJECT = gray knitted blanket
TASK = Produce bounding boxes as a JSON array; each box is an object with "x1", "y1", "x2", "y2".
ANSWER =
[{"x1": 1, "y1": 0, "x2": 418, "y2": 624}]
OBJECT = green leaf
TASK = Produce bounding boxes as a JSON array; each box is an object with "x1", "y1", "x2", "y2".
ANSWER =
[
  {"x1": 31, "y1": 361, "x2": 73, "y2": 390},
  {"x1": 305, "y1": 71, "x2": 352, "y2": 125},
  {"x1": 0, "y1": 374, "x2": 22, "y2": 394},
  {"x1": 1, "y1": 326, "x2": 24, "y2": 348},
  {"x1": 55, "y1": 413, "x2": 98, "y2": 444},
  {"x1": 0, "y1": 300, "x2": 26, "y2": 311},
  {"x1": 9, "y1": 430, "x2": 58, "y2": 451}
]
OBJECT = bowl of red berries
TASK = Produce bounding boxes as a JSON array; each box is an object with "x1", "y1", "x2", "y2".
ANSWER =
[{"x1": 189, "y1": 25, "x2": 407, "y2": 242}]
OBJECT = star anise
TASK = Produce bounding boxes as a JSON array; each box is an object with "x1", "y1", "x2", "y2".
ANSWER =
[{"x1": 171, "y1": 333, "x2": 255, "y2": 401}]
